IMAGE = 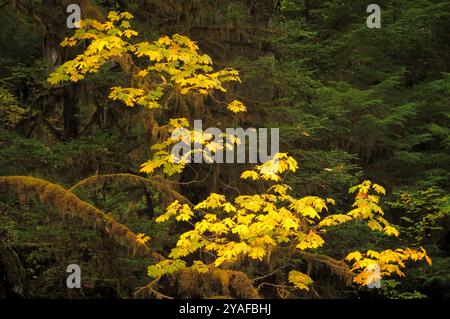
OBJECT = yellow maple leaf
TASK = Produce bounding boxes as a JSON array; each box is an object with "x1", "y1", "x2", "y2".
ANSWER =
[
  {"x1": 384, "y1": 225, "x2": 400, "y2": 237},
  {"x1": 227, "y1": 100, "x2": 247, "y2": 113},
  {"x1": 367, "y1": 219, "x2": 383, "y2": 232},
  {"x1": 248, "y1": 247, "x2": 266, "y2": 260},
  {"x1": 137, "y1": 69, "x2": 149, "y2": 77}
]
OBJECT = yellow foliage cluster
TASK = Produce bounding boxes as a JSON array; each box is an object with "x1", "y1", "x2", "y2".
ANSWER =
[
  {"x1": 0, "y1": 176, "x2": 162, "y2": 260},
  {"x1": 348, "y1": 180, "x2": 400, "y2": 237},
  {"x1": 0, "y1": 88, "x2": 29, "y2": 128},
  {"x1": 288, "y1": 271, "x2": 314, "y2": 291},
  {"x1": 227, "y1": 100, "x2": 247, "y2": 113},
  {"x1": 241, "y1": 153, "x2": 298, "y2": 182}
]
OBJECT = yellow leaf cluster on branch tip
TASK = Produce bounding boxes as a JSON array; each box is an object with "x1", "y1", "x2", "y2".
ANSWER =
[
  {"x1": 296, "y1": 231, "x2": 325, "y2": 250},
  {"x1": 319, "y1": 214, "x2": 352, "y2": 227},
  {"x1": 383, "y1": 225, "x2": 400, "y2": 237},
  {"x1": 0, "y1": 88, "x2": 29, "y2": 127},
  {"x1": 345, "y1": 247, "x2": 432, "y2": 285},
  {"x1": 39, "y1": 10, "x2": 433, "y2": 295},
  {"x1": 176, "y1": 204, "x2": 194, "y2": 222},
  {"x1": 48, "y1": 12, "x2": 244, "y2": 179},
  {"x1": 289, "y1": 196, "x2": 328, "y2": 220},
  {"x1": 148, "y1": 170, "x2": 430, "y2": 293},
  {"x1": 241, "y1": 170, "x2": 260, "y2": 181},
  {"x1": 191, "y1": 260, "x2": 209, "y2": 273},
  {"x1": 168, "y1": 118, "x2": 190, "y2": 129},
  {"x1": 288, "y1": 271, "x2": 314, "y2": 291},
  {"x1": 222, "y1": 202, "x2": 237, "y2": 213},
  {"x1": 269, "y1": 184, "x2": 292, "y2": 197},
  {"x1": 48, "y1": 11, "x2": 137, "y2": 85},
  {"x1": 239, "y1": 153, "x2": 298, "y2": 182},
  {"x1": 194, "y1": 193, "x2": 226, "y2": 210},
  {"x1": 139, "y1": 125, "x2": 243, "y2": 176}
]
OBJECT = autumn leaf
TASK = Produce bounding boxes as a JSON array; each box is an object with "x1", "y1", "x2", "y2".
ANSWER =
[
  {"x1": 241, "y1": 170, "x2": 260, "y2": 181},
  {"x1": 288, "y1": 271, "x2": 313, "y2": 291}
]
